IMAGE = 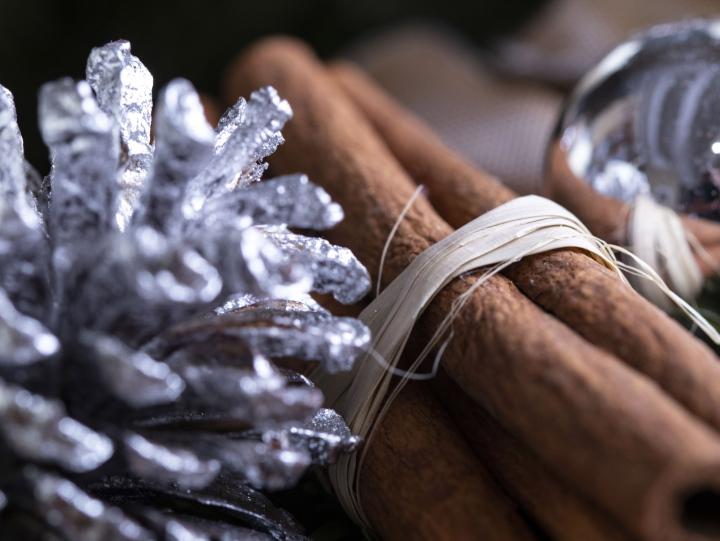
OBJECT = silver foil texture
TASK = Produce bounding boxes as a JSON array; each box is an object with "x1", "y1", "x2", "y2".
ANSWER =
[{"x1": 0, "y1": 39, "x2": 371, "y2": 540}]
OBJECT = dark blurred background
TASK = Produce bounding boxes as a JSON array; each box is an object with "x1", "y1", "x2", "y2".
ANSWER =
[
  {"x1": 3, "y1": 0, "x2": 716, "y2": 205},
  {"x1": 0, "y1": 0, "x2": 545, "y2": 174}
]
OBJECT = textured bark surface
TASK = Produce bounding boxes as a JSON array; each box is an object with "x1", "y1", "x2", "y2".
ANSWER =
[
  {"x1": 311, "y1": 299, "x2": 537, "y2": 541},
  {"x1": 329, "y1": 60, "x2": 720, "y2": 435},
  {"x1": 432, "y1": 370, "x2": 637, "y2": 541},
  {"x1": 224, "y1": 37, "x2": 720, "y2": 541},
  {"x1": 361, "y1": 383, "x2": 537, "y2": 541}
]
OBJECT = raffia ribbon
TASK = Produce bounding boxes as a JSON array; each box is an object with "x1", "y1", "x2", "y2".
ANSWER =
[
  {"x1": 313, "y1": 195, "x2": 627, "y2": 526},
  {"x1": 628, "y1": 195, "x2": 703, "y2": 312}
]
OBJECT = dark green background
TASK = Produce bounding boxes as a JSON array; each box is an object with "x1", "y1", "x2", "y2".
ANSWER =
[{"x1": 0, "y1": 0, "x2": 545, "y2": 174}]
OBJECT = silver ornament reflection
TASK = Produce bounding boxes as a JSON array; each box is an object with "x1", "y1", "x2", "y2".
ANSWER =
[{"x1": 550, "y1": 18, "x2": 720, "y2": 218}]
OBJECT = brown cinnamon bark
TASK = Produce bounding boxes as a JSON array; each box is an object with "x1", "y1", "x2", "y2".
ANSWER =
[
  {"x1": 363, "y1": 383, "x2": 538, "y2": 541},
  {"x1": 309, "y1": 301, "x2": 537, "y2": 541},
  {"x1": 329, "y1": 60, "x2": 720, "y2": 435},
  {"x1": 224, "y1": 36, "x2": 720, "y2": 541},
  {"x1": 431, "y1": 369, "x2": 636, "y2": 541}
]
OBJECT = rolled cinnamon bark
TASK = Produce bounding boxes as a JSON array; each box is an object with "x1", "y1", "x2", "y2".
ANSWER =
[
  {"x1": 308, "y1": 301, "x2": 539, "y2": 541},
  {"x1": 329, "y1": 60, "x2": 720, "y2": 435},
  {"x1": 431, "y1": 369, "x2": 636, "y2": 541},
  {"x1": 363, "y1": 383, "x2": 538, "y2": 541},
  {"x1": 225, "y1": 37, "x2": 720, "y2": 541}
]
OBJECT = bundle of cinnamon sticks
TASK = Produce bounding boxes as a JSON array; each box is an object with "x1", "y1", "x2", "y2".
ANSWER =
[{"x1": 220, "y1": 36, "x2": 720, "y2": 541}]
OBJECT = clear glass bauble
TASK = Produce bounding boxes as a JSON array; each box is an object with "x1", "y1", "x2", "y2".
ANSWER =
[{"x1": 549, "y1": 18, "x2": 720, "y2": 220}]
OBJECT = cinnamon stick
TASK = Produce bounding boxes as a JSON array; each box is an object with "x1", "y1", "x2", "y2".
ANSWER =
[
  {"x1": 311, "y1": 301, "x2": 539, "y2": 541},
  {"x1": 363, "y1": 383, "x2": 538, "y2": 541},
  {"x1": 225, "y1": 36, "x2": 720, "y2": 541},
  {"x1": 329, "y1": 60, "x2": 720, "y2": 435},
  {"x1": 431, "y1": 369, "x2": 636, "y2": 541}
]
